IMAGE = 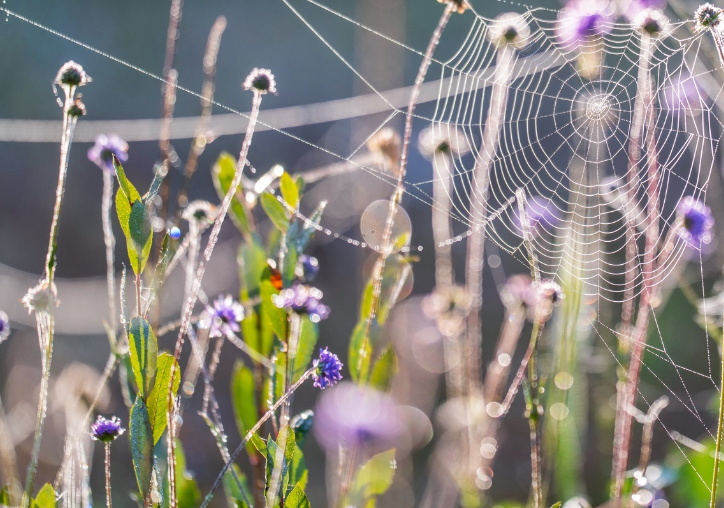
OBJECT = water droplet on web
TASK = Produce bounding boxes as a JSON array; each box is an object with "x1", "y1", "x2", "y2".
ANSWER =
[
  {"x1": 389, "y1": 459, "x2": 397, "y2": 470},
  {"x1": 360, "y1": 200, "x2": 412, "y2": 253}
]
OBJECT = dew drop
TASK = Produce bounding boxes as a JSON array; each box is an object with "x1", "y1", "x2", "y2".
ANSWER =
[{"x1": 360, "y1": 200, "x2": 412, "y2": 253}]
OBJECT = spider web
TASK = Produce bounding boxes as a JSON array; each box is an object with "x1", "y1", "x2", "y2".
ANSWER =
[{"x1": 3, "y1": 0, "x2": 724, "y2": 498}]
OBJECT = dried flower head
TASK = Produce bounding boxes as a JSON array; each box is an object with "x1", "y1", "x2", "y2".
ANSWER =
[
  {"x1": 488, "y1": 12, "x2": 531, "y2": 49},
  {"x1": 243, "y1": 68, "x2": 277, "y2": 95},
  {"x1": 201, "y1": 294, "x2": 245, "y2": 339},
  {"x1": 182, "y1": 200, "x2": 217, "y2": 226},
  {"x1": 67, "y1": 97, "x2": 86, "y2": 118},
  {"x1": 0, "y1": 311, "x2": 10, "y2": 343},
  {"x1": 418, "y1": 123, "x2": 470, "y2": 159},
  {"x1": 273, "y1": 283, "x2": 330, "y2": 322},
  {"x1": 22, "y1": 281, "x2": 59, "y2": 314},
  {"x1": 634, "y1": 8, "x2": 669, "y2": 36},
  {"x1": 55, "y1": 61, "x2": 91, "y2": 88},
  {"x1": 695, "y1": 3, "x2": 723, "y2": 30},
  {"x1": 88, "y1": 134, "x2": 129, "y2": 172},
  {"x1": 367, "y1": 128, "x2": 402, "y2": 167},
  {"x1": 90, "y1": 415, "x2": 125, "y2": 443},
  {"x1": 438, "y1": 0, "x2": 469, "y2": 14},
  {"x1": 312, "y1": 347, "x2": 343, "y2": 389},
  {"x1": 677, "y1": 196, "x2": 714, "y2": 245},
  {"x1": 538, "y1": 279, "x2": 564, "y2": 305}
]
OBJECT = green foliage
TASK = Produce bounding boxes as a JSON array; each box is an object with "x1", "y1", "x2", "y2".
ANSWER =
[
  {"x1": 348, "y1": 449, "x2": 397, "y2": 507},
  {"x1": 671, "y1": 437, "x2": 723, "y2": 505},
  {"x1": 231, "y1": 361, "x2": 259, "y2": 456},
  {"x1": 146, "y1": 353, "x2": 180, "y2": 445},
  {"x1": 280, "y1": 172, "x2": 299, "y2": 210},
  {"x1": 260, "y1": 192, "x2": 290, "y2": 233},
  {"x1": 291, "y1": 316, "x2": 319, "y2": 383},
  {"x1": 261, "y1": 280, "x2": 286, "y2": 343},
  {"x1": 213, "y1": 152, "x2": 252, "y2": 237},
  {"x1": 284, "y1": 484, "x2": 311, "y2": 508},
  {"x1": 239, "y1": 238, "x2": 267, "y2": 302},
  {"x1": 369, "y1": 345, "x2": 397, "y2": 392},
  {"x1": 222, "y1": 464, "x2": 251, "y2": 508},
  {"x1": 130, "y1": 396, "x2": 154, "y2": 500},
  {"x1": 32, "y1": 484, "x2": 55, "y2": 508},
  {"x1": 128, "y1": 317, "x2": 158, "y2": 399}
]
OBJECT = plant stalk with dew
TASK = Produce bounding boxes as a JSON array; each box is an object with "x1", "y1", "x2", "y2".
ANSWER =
[
  {"x1": 627, "y1": 396, "x2": 668, "y2": 508},
  {"x1": 23, "y1": 62, "x2": 88, "y2": 505},
  {"x1": 103, "y1": 169, "x2": 118, "y2": 340},
  {"x1": 166, "y1": 68, "x2": 272, "y2": 508}
]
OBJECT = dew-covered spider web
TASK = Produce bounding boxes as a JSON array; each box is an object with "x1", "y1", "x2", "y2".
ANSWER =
[{"x1": 3, "y1": 0, "x2": 724, "y2": 497}]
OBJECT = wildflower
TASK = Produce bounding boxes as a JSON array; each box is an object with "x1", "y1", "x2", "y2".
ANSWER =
[
  {"x1": 202, "y1": 294, "x2": 244, "y2": 339},
  {"x1": 313, "y1": 382, "x2": 402, "y2": 450},
  {"x1": 0, "y1": 311, "x2": 9, "y2": 343},
  {"x1": 437, "y1": 0, "x2": 469, "y2": 14},
  {"x1": 243, "y1": 68, "x2": 277, "y2": 95},
  {"x1": 90, "y1": 415, "x2": 125, "y2": 443},
  {"x1": 677, "y1": 196, "x2": 714, "y2": 245},
  {"x1": 418, "y1": 124, "x2": 470, "y2": 159},
  {"x1": 695, "y1": 3, "x2": 722, "y2": 31},
  {"x1": 312, "y1": 347, "x2": 343, "y2": 389},
  {"x1": 514, "y1": 196, "x2": 561, "y2": 237},
  {"x1": 273, "y1": 283, "x2": 330, "y2": 323},
  {"x1": 88, "y1": 134, "x2": 129, "y2": 172},
  {"x1": 661, "y1": 73, "x2": 707, "y2": 114},
  {"x1": 556, "y1": 0, "x2": 614, "y2": 48},
  {"x1": 54, "y1": 61, "x2": 91, "y2": 88},
  {"x1": 634, "y1": 8, "x2": 669, "y2": 36},
  {"x1": 488, "y1": 12, "x2": 531, "y2": 49},
  {"x1": 22, "y1": 280, "x2": 59, "y2": 314},
  {"x1": 169, "y1": 226, "x2": 182, "y2": 240},
  {"x1": 297, "y1": 255, "x2": 319, "y2": 282}
]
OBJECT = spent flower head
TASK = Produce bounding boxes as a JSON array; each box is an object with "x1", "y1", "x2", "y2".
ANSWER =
[
  {"x1": 488, "y1": 12, "x2": 531, "y2": 49},
  {"x1": 88, "y1": 134, "x2": 129, "y2": 172},
  {"x1": 677, "y1": 196, "x2": 714, "y2": 245},
  {"x1": 695, "y1": 3, "x2": 723, "y2": 31},
  {"x1": 312, "y1": 347, "x2": 343, "y2": 389},
  {"x1": 634, "y1": 8, "x2": 669, "y2": 36},
  {"x1": 243, "y1": 68, "x2": 277, "y2": 95},
  {"x1": 55, "y1": 61, "x2": 91, "y2": 88},
  {"x1": 202, "y1": 294, "x2": 245, "y2": 339},
  {"x1": 67, "y1": 97, "x2": 86, "y2": 118},
  {"x1": 182, "y1": 200, "x2": 217, "y2": 227},
  {"x1": 22, "y1": 281, "x2": 59, "y2": 314},
  {"x1": 0, "y1": 311, "x2": 9, "y2": 344},
  {"x1": 438, "y1": 0, "x2": 469, "y2": 14},
  {"x1": 273, "y1": 282, "x2": 330, "y2": 322},
  {"x1": 367, "y1": 128, "x2": 402, "y2": 168},
  {"x1": 418, "y1": 123, "x2": 470, "y2": 159},
  {"x1": 90, "y1": 415, "x2": 125, "y2": 443}
]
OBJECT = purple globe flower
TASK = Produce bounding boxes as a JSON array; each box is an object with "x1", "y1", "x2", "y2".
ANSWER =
[
  {"x1": 87, "y1": 134, "x2": 129, "y2": 172},
  {"x1": 0, "y1": 311, "x2": 9, "y2": 343},
  {"x1": 90, "y1": 415, "x2": 125, "y2": 443},
  {"x1": 312, "y1": 347, "x2": 343, "y2": 390},
  {"x1": 556, "y1": 0, "x2": 615, "y2": 49},
  {"x1": 677, "y1": 197, "x2": 714, "y2": 246},
  {"x1": 313, "y1": 382, "x2": 402, "y2": 451},
  {"x1": 202, "y1": 294, "x2": 245, "y2": 338},
  {"x1": 273, "y1": 283, "x2": 330, "y2": 323}
]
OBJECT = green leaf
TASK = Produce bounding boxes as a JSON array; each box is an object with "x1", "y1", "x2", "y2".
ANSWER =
[
  {"x1": 231, "y1": 362, "x2": 259, "y2": 456},
  {"x1": 130, "y1": 396, "x2": 154, "y2": 501},
  {"x1": 113, "y1": 156, "x2": 141, "y2": 203},
  {"x1": 171, "y1": 440, "x2": 202, "y2": 508},
  {"x1": 0, "y1": 486, "x2": 17, "y2": 507},
  {"x1": 369, "y1": 345, "x2": 397, "y2": 392},
  {"x1": 261, "y1": 280, "x2": 287, "y2": 342},
  {"x1": 348, "y1": 319, "x2": 381, "y2": 383},
  {"x1": 296, "y1": 201, "x2": 325, "y2": 253},
  {"x1": 32, "y1": 483, "x2": 55, "y2": 508},
  {"x1": 285, "y1": 484, "x2": 311, "y2": 508},
  {"x1": 146, "y1": 353, "x2": 180, "y2": 444},
  {"x1": 377, "y1": 255, "x2": 412, "y2": 325},
  {"x1": 249, "y1": 433, "x2": 268, "y2": 455},
  {"x1": 260, "y1": 192, "x2": 290, "y2": 232},
  {"x1": 291, "y1": 316, "x2": 318, "y2": 383},
  {"x1": 282, "y1": 242, "x2": 298, "y2": 288},
  {"x1": 144, "y1": 164, "x2": 165, "y2": 202},
  {"x1": 241, "y1": 312, "x2": 261, "y2": 356},
  {"x1": 290, "y1": 410, "x2": 314, "y2": 448},
  {"x1": 550, "y1": 503, "x2": 562, "y2": 508},
  {"x1": 285, "y1": 447, "x2": 308, "y2": 497},
  {"x1": 295, "y1": 176, "x2": 306, "y2": 197},
  {"x1": 239, "y1": 238, "x2": 267, "y2": 301},
  {"x1": 278, "y1": 425, "x2": 297, "y2": 466},
  {"x1": 351, "y1": 449, "x2": 396, "y2": 505},
  {"x1": 128, "y1": 317, "x2": 158, "y2": 399},
  {"x1": 213, "y1": 152, "x2": 251, "y2": 237},
  {"x1": 129, "y1": 201, "x2": 153, "y2": 274},
  {"x1": 280, "y1": 172, "x2": 299, "y2": 210},
  {"x1": 360, "y1": 282, "x2": 374, "y2": 320},
  {"x1": 222, "y1": 464, "x2": 251, "y2": 508}
]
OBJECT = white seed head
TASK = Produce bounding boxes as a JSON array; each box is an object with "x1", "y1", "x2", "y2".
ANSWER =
[{"x1": 488, "y1": 12, "x2": 531, "y2": 49}]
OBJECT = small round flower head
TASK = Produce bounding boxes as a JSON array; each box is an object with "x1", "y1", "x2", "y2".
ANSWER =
[
  {"x1": 273, "y1": 283, "x2": 330, "y2": 322},
  {"x1": 488, "y1": 12, "x2": 531, "y2": 49},
  {"x1": 538, "y1": 279, "x2": 564, "y2": 305},
  {"x1": 296, "y1": 255, "x2": 320, "y2": 282},
  {"x1": 202, "y1": 294, "x2": 244, "y2": 339},
  {"x1": 243, "y1": 68, "x2": 277, "y2": 95},
  {"x1": 418, "y1": 123, "x2": 471, "y2": 159},
  {"x1": 695, "y1": 3, "x2": 723, "y2": 31},
  {"x1": 67, "y1": 97, "x2": 86, "y2": 118},
  {"x1": 55, "y1": 61, "x2": 91, "y2": 88},
  {"x1": 0, "y1": 311, "x2": 10, "y2": 343},
  {"x1": 182, "y1": 200, "x2": 217, "y2": 227},
  {"x1": 367, "y1": 128, "x2": 401, "y2": 168},
  {"x1": 90, "y1": 415, "x2": 125, "y2": 443},
  {"x1": 438, "y1": 0, "x2": 469, "y2": 14},
  {"x1": 634, "y1": 8, "x2": 669, "y2": 36},
  {"x1": 312, "y1": 347, "x2": 343, "y2": 390},
  {"x1": 169, "y1": 226, "x2": 182, "y2": 240},
  {"x1": 22, "y1": 281, "x2": 59, "y2": 314},
  {"x1": 556, "y1": 0, "x2": 615, "y2": 49},
  {"x1": 88, "y1": 134, "x2": 129, "y2": 172},
  {"x1": 677, "y1": 196, "x2": 714, "y2": 245}
]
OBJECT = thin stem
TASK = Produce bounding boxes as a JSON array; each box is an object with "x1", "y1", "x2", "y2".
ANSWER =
[
  {"x1": 713, "y1": 320, "x2": 724, "y2": 507},
  {"x1": 105, "y1": 443, "x2": 112, "y2": 508},
  {"x1": 0, "y1": 394, "x2": 19, "y2": 498},
  {"x1": 102, "y1": 170, "x2": 118, "y2": 336}
]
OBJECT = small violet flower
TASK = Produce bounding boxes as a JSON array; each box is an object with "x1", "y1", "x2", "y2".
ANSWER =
[
  {"x1": 312, "y1": 347, "x2": 343, "y2": 390},
  {"x1": 202, "y1": 294, "x2": 245, "y2": 339},
  {"x1": 677, "y1": 196, "x2": 714, "y2": 246},
  {"x1": 273, "y1": 283, "x2": 330, "y2": 323},
  {"x1": 0, "y1": 311, "x2": 9, "y2": 343},
  {"x1": 515, "y1": 196, "x2": 561, "y2": 237},
  {"x1": 87, "y1": 134, "x2": 129, "y2": 172},
  {"x1": 90, "y1": 415, "x2": 125, "y2": 443},
  {"x1": 556, "y1": 0, "x2": 614, "y2": 49}
]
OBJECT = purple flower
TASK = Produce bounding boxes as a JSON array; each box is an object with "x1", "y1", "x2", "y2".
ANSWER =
[
  {"x1": 313, "y1": 382, "x2": 402, "y2": 450},
  {"x1": 87, "y1": 134, "x2": 129, "y2": 172},
  {"x1": 661, "y1": 73, "x2": 707, "y2": 114},
  {"x1": 514, "y1": 196, "x2": 561, "y2": 237},
  {"x1": 90, "y1": 415, "x2": 125, "y2": 443},
  {"x1": 0, "y1": 311, "x2": 9, "y2": 343},
  {"x1": 556, "y1": 0, "x2": 614, "y2": 49},
  {"x1": 297, "y1": 255, "x2": 320, "y2": 282},
  {"x1": 202, "y1": 294, "x2": 244, "y2": 338},
  {"x1": 312, "y1": 347, "x2": 343, "y2": 390},
  {"x1": 677, "y1": 197, "x2": 714, "y2": 246},
  {"x1": 273, "y1": 283, "x2": 330, "y2": 323}
]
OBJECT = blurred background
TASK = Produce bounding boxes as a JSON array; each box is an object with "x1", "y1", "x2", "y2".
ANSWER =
[{"x1": 1, "y1": 0, "x2": 722, "y2": 507}]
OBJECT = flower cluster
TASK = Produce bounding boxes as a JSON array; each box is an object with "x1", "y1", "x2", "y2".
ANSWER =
[
  {"x1": 312, "y1": 347, "x2": 343, "y2": 390},
  {"x1": 90, "y1": 415, "x2": 125, "y2": 443},
  {"x1": 202, "y1": 294, "x2": 245, "y2": 339},
  {"x1": 273, "y1": 283, "x2": 330, "y2": 322},
  {"x1": 88, "y1": 134, "x2": 129, "y2": 172},
  {"x1": 677, "y1": 197, "x2": 714, "y2": 246}
]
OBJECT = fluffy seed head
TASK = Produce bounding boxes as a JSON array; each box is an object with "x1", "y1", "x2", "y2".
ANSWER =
[
  {"x1": 634, "y1": 8, "x2": 669, "y2": 36},
  {"x1": 695, "y1": 3, "x2": 722, "y2": 30},
  {"x1": 243, "y1": 68, "x2": 277, "y2": 95}
]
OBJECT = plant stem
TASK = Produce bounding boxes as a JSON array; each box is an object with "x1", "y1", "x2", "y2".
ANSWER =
[
  {"x1": 713, "y1": 328, "x2": 724, "y2": 507},
  {"x1": 105, "y1": 443, "x2": 112, "y2": 508},
  {"x1": 102, "y1": 170, "x2": 118, "y2": 337}
]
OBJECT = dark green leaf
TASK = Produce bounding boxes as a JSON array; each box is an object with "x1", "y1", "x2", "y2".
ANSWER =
[
  {"x1": 282, "y1": 243, "x2": 298, "y2": 288},
  {"x1": 231, "y1": 362, "x2": 259, "y2": 456},
  {"x1": 143, "y1": 164, "x2": 165, "y2": 202},
  {"x1": 260, "y1": 193, "x2": 290, "y2": 232},
  {"x1": 129, "y1": 201, "x2": 153, "y2": 275},
  {"x1": 146, "y1": 353, "x2": 180, "y2": 444},
  {"x1": 284, "y1": 484, "x2": 310, "y2": 508},
  {"x1": 280, "y1": 172, "x2": 299, "y2": 210},
  {"x1": 239, "y1": 238, "x2": 267, "y2": 301},
  {"x1": 213, "y1": 152, "x2": 251, "y2": 237},
  {"x1": 351, "y1": 449, "x2": 396, "y2": 503},
  {"x1": 261, "y1": 280, "x2": 286, "y2": 342},
  {"x1": 130, "y1": 396, "x2": 154, "y2": 500},
  {"x1": 295, "y1": 176, "x2": 306, "y2": 197},
  {"x1": 296, "y1": 201, "x2": 325, "y2": 253},
  {"x1": 290, "y1": 410, "x2": 314, "y2": 448},
  {"x1": 128, "y1": 317, "x2": 158, "y2": 399},
  {"x1": 369, "y1": 345, "x2": 397, "y2": 392},
  {"x1": 291, "y1": 316, "x2": 318, "y2": 383},
  {"x1": 32, "y1": 483, "x2": 55, "y2": 508},
  {"x1": 113, "y1": 156, "x2": 141, "y2": 203}
]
